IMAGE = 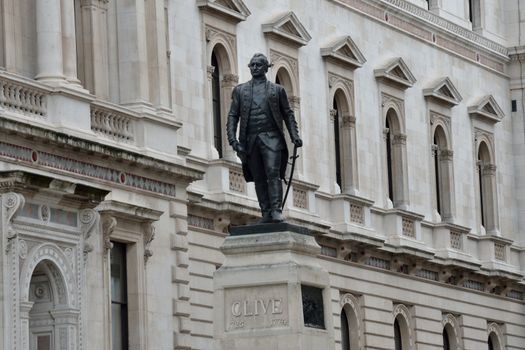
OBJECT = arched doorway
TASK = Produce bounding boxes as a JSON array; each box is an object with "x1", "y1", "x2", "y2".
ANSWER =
[{"x1": 26, "y1": 260, "x2": 78, "y2": 350}]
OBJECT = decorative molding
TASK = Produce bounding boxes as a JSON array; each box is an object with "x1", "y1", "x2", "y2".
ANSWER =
[
  {"x1": 374, "y1": 57, "x2": 417, "y2": 89},
  {"x1": 423, "y1": 77, "x2": 463, "y2": 107},
  {"x1": 321, "y1": 36, "x2": 366, "y2": 69},
  {"x1": 270, "y1": 50, "x2": 299, "y2": 84},
  {"x1": 262, "y1": 11, "x2": 312, "y2": 47},
  {"x1": 207, "y1": 65, "x2": 215, "y2": 81},
  {"x1": 143, "y1": 222, "x2": 156, "y2": 264},
  {"x1": 329, "y1": 0, "x2": 507, "y2": 73},
  {"x1": 468, "y1": 95, "x2": 505, "y2": 124},
  {"x1": 2, "y1": 192, "x2": 26, "y2": 250},
  {"x1": 80, "y1": 209, "x2": 99, "y2": 256},
  {"x1": 101, "y1": 215, "x2": 116, "y2": 254},
  {"x1": 197, "y1": 0, "x2": 251, "y2": 23},
  {"x1": 0, "y1": 141, "x2": 178, "y2": 198},
  {"x1": 442, "y1": 314, "x2": 463, "y2": 350}
]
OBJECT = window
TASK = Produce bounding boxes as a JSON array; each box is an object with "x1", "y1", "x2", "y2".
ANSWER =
[
  {"x1": 211, "y1": 50, "x2": 223, "y2": 158},
  {"x1": 394, "y1": 318, "x2": 403, "y2": 350},
  {"x1": 469, "y1": 0, "x2": 481, "y2": 30},
  {"x1": 385, "y1": 115, "x2": 394, "y2": 203},
  {"x1": 384, "y1": 106, "x2": 408, "y2": 209},
  {"x1": 341, "y1": 308, "x2": 350, "y2": 350},
  {"x1": 111, "y1": 242, "x2": 129, "y2": 350},
  {"x1": 333, "y1": 98, "x2": 342, "y2": 189},
  {"x1": 476, "y1": 140, "x2": 498, "y2": 233},
  {"x1": 431, "y1": 124, "x2": 454, "y2": 221},
  {"x1": 443, "y1": 327, "x2": 451, "y2": 350}
]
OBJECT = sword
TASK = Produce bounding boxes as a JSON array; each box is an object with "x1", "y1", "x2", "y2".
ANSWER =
[{"x1": 282, "y1": 144, "x2": 299, "y2": 210}]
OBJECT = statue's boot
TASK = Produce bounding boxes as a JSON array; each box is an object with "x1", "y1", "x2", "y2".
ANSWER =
[
  {"x1": 255, "y1": 181, "x2": 272, "y2": 224},
  {"x1": 268, "y1": 178, "x2": 284, "y2": 222}
]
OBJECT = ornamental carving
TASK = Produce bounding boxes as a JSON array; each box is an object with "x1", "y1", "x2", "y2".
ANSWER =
[
  {"x1": 207, "y1": 65, "x2": 215, "y2": 80},
  {"x1": 101, "y1": 215, "x2": 117, "y2": 254},
  {"x1": 143, "y1": 222, "x2": 156, "y2": 264},
  {"x1": 342, "y1": 115, "x2": 356, "y2": 128},
  {"x1": 2, "y1": 192, "x2": 26, "y2": 250},
  {"x1": 270, "y1": 50, "x2": 299, "y2": 85},
  {"x1": 392, "y1": 133, "x2": 407, "y2": 145}
]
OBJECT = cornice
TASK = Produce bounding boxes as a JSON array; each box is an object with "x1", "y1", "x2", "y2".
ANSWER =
[
  {"x1": 330, "y1": 0, "x2": 509, "y2": 73},
  {"x1": 0, "y1": 118, "x2": 204, "y2": 185}
]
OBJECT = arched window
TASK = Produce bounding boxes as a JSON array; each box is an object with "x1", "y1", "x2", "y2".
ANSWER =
[
  {"x1": 341, "y1": 308, "x2": 350, "y2": 350},
  {"x1": 333, "y1": 97, "x2": 342, "y2": 189},
  {"x1": 488, "y1": 336, "x2": 494, "y2": 350},
  {"x1": 476, "y1": 140, "x2": 498, "y2": 234},
  {"x1": 394, "y1": 318, "x2": 403, "y2": 350},
  {"x1": 443, "y1": 327, "x2": 451, "y2": 350},
  {"x1": 392, "y1": 306, "x2": 412, "y2": 350},
  {"x1": 385, "y1": 108, "x2": 408, "y2": 208},
  {"x1": 385, "y1": 115, "x2": 394, "y2": 203},
  {"x1": 431, "y1": 125, "x2": 454, "y2": 221},
  {"x1": 328, "y1": 75, "x2": 358, "y2": 195},
  {"x1": 211, "y1": 50, "x2": 223, "y2": 158}
]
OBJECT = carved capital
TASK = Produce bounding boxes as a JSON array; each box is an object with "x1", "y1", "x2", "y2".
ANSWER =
[
  {"x1": 289, "y1": 95, "x2": 301, "y2": 109},
  {"x1": 440, "y1": 149, "x2": 454, "y2": 161},
  {"x1": 329, "y1": 109, "x2": 337, "y2": 121},
  {"x1": 80, "y1": 209, "x2": 99, "y2": 240},
  {"x1": 143, "y1": 222, "x2": 156, "y2": 264},
  {"x1": 392, "y1": 133, "x2": 407, "y2": 145},
  {"x1": 222, "y1": 74, "x2": 239, "y2": 87},
  {"x1": 207, "y1": 65, "x2": 215, "y2": 81},
  {"x1": 482, "y1": 163, "x2": 497, "y2": 175},
  {"x1": 342, "y1": 115, "x2": 356, "y2": 128}
]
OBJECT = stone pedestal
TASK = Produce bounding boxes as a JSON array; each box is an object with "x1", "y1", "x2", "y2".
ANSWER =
[{"x1": 214, "y1": 223, "x2": 335, "y2": 350}]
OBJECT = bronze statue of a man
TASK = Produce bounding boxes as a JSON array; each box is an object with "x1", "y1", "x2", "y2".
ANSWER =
[{"x1": 227, "y1": 53, "x2": 302, "y2": 223}]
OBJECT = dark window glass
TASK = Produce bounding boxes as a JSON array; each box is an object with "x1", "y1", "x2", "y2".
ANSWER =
[
  {"x1": 434, "y1": 134, "x2": 442, "y2": 215},
  {"x1": 386, "y1": 118, "x2": 394, "y2": 202},
  {"x1": 478, "y1": 152, "x2": 485, "y2": 227},
  {"x1": 211, "y1": 51, "x2": 223, "y2": 158},
  {"x1": 333, "y1": 98, "x2": 342, "y2": 189},
  {"x1": 341, "y1": 309, "x2": 350, "y2": 350},
  {"x1": 111, "y1": 242, "x2": 128, "y2": 350},
  {"x1": 488, "y1": 335, "x2": 494, "y2": 350},
  {"x1": 443, "y1": 328, "x2": 450, "y2": 350},
  {"x1": 394, "y1": 318, "x2": 403, "y2": 350}
]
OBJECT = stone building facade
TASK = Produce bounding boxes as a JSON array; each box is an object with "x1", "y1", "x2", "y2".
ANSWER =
[{"x1": 0, "y1": 0, "x2": 524, "y2": 349}]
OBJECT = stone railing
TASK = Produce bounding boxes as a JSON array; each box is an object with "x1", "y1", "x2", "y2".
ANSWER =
[
  {"x1": 0, "y1": 77, "x2": 48, "y2": 117},
  {"x1": 90, "y1": 102, "x2": 136, "y2": 143}
]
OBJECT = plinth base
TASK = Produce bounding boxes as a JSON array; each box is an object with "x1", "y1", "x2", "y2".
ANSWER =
[{"x1": 214, "y1": 225, "x2": 335, "y2": 350}]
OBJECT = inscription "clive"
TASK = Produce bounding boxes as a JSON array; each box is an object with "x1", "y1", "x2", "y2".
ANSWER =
[{"x1": 231, "y1": 298, "x2": 283, "y2": 317}]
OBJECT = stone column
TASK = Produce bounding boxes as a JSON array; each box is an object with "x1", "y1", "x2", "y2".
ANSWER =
[
  {"x1": 439, "y1": 149, "x2": 455, "y2": 222},
  {"x1": 392, "y1": 133, "x2": 409, "y2": 210},
  {"x1": 341, "y1": 114, "x2": 358, "y2": 195},
  {"x1": 222, "y1": 74, "x2": 239, "y2": 162},
  {"x1": 19, "y1": 301, "x2": 34, "y2": 350},
  {"x1": 482, "y1": 164, "x2": 499, "y2": 235},
  {"x1": 78, "y1": 0, "x2": 110, "y2": 97},
  {"x1": 115, "y1": 0, "x2": 152, "y2": 111},
  {"x1": 61, "y1": 0, "x2": 81, "y2": 85},
  {"x1": 36, "y1": 0, "x2": 66, "y2": 83},
  {"x1": 214, "y1": 224, "x2": 335, "y2": 350}
]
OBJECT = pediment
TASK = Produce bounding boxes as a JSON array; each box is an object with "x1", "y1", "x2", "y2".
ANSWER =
[
  {"x1": 321, "y1": 36, "x2": 366, "y2": 69},
  {"x1": 197, "y1": 0, "x2": 251, "y2": 22},
  {"x1": 374, "y1": 57, "x2": 416, "y2": 89},
  {"x1": 423, "y1": 77, "x2": 462, "y2": 107},
  {"x1": 262, "y1": 11, "x2": 311, "y2": 47},
  {"x1": 468, "y1": 95, "x2": 505, "y2": 123}
]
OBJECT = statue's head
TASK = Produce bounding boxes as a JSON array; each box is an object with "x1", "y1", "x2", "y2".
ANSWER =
[{"x1": 248, "y1": 53, "x2": 271, "y2": 78}]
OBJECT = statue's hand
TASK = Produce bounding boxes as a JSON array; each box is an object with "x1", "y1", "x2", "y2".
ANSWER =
[
  {"x1": 232, "y1": 141, "x2": 246, "y2": 153},
  {"x1": 292, "y1": 137, "x2": 303, "y2": 148}
]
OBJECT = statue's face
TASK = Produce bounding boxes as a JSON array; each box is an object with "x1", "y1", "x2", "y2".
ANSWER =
[{"x1": 248, "y1": 57, "x2": 268, "y2": 78}]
